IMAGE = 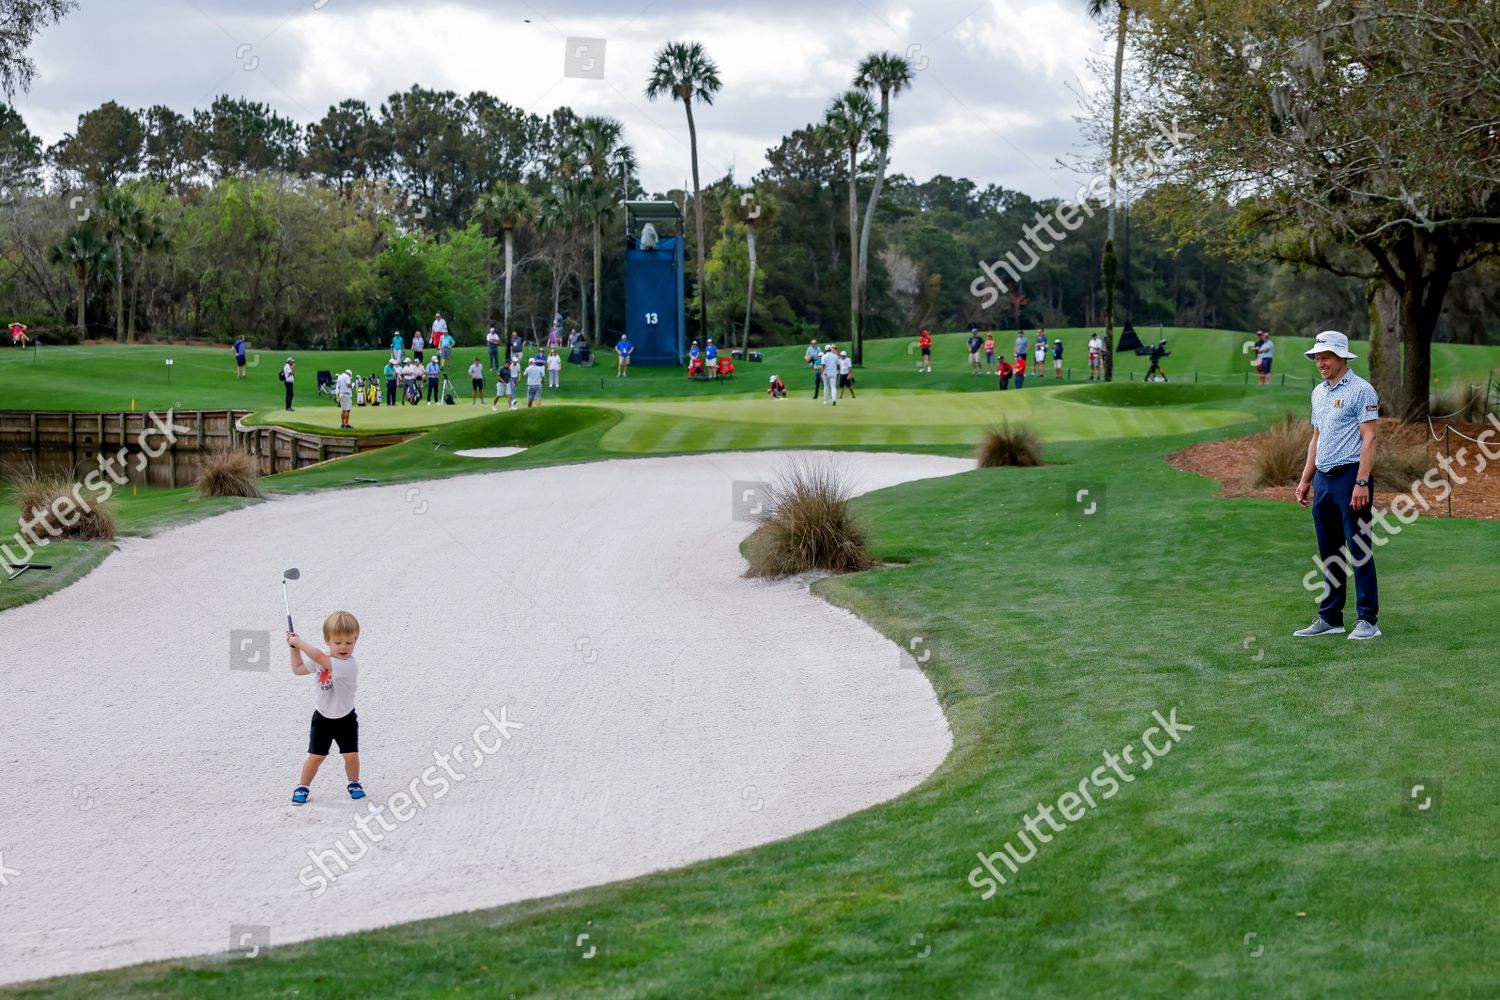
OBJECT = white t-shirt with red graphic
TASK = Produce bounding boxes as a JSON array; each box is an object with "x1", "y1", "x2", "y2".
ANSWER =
[{"x1": 313, "y1": 654, "x2": 358, "y2": 720}]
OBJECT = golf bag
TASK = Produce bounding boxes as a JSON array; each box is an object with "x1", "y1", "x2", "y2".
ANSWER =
[{"x1": 316, "y1": 370, "x2": 336, "y2": 398}]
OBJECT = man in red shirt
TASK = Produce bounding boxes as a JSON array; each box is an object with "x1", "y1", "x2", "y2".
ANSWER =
[
  {"x1": 1014, "y1": 354, "x2": 1027, "y2": 389},
  {"x1": 918, "y1": 329, "x2": 933, "y2": 373}
]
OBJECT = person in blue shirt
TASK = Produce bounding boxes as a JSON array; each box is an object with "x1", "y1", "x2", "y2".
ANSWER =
[
  {"x1": 1014, "y1": 332, "x2": 1028, "y2": 362},
  {"x1": 705, "y1": 340, "x2": 719, "y2": 379},
  {"x1": 425, "y1": 357, "x2": 441, "y2": 404},
  {"x1": 232, "y1": 336, "x2": 247, "y2": 380},
  {"x1": 616, "y1": 335, "x2": 633, "y2": 377},
  {"x1": 391, "y1": 331, "x2": 403, "y2": 362},
  {"x1": 1052, "y1": 338, "x2": 1064, "y2": 379},
  {"x1": 688, "y1": 340, "x2": 702, "y2": 378},
  {"x1": 382, "y1": 359, "x2": 397, "y2": 406},
  {"x1": 1294, "y1": 331, "x2": 1382, "y2": 641},
  {"x1": 439, "y1": 332, "x2": 455, "y2": 370}
]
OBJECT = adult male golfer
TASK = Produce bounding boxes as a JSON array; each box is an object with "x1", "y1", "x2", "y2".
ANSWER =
[{"x1": 1293, "y1": 331, "x2": 1381, "y2": 640}]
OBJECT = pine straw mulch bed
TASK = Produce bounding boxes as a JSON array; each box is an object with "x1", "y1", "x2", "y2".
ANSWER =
[{"x1": 1168, "y1": 418, "x2": 1500, "y2": 521}]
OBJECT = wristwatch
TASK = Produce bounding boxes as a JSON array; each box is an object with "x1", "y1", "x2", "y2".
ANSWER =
[{"x1": 1355, "y1": 478, "x2": 1369, "y2": 486}]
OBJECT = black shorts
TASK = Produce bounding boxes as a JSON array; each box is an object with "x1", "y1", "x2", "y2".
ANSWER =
[
  {"x1": 309, "y1": 709, "x2": 358, "y2": 755},
  {"x1": 472, "y1": 378, "x2": 483, "y2": 390},
  {"x1": 920, "y1": 348, "x2": 931, "y2": 357}
]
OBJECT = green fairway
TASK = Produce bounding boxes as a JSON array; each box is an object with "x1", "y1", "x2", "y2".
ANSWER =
[
  {"x1": 3, "y1": 329, "x2": 1494, "y2": 434},
  {"x1": 11, "y1": 414, "x2": 1497, "y2": 998}
]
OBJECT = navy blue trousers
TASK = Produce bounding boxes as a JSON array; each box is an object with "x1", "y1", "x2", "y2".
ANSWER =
[{"x1": 1312, "y1": 464, "x2": 1379, "y2": 626}]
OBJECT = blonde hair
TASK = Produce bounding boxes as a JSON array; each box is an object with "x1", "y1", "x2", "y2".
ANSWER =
[{"x1": 323, "y1": 611, "x2": 361, "y2": 641}]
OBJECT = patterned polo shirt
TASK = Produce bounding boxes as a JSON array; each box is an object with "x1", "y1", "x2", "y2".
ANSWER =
[{"x1": 1311, "y1": 369, "x2": 1379, "y2": 472}]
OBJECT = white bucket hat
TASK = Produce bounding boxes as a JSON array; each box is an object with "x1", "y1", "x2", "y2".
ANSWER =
[{"x1": 1305, "y1": 330, "x2": 1358, "y2": 360}]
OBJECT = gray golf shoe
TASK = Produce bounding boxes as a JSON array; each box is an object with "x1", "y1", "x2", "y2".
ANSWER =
[
  {"x1": 1347, "y1": 620, "x2": 1382, "y2": 641},
  {"x1": 1293, "y1": 617, "x2": 1346, "y2": 637}
]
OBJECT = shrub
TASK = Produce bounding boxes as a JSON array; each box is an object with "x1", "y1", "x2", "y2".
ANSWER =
[
  {"x1": 196, "y1": 447, "x2": 263, "y2": 499},
  {"x1": 1373, "y1": 427, "x2": 1437, "y2": 493},
  {"x1": 743, "y1": 456, "x2": 873, "y2": 578},
  {"x1": 11, "y1": 469, "x2": 117, "y2": 541},
  {"x1": 975, "y1": 421, "x2": 1043, "y2": 468},
  {"x1": 1242, "y1": 417, "x2": 1311, "y2": 489}
]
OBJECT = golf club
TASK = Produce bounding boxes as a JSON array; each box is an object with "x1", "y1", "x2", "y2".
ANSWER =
[{"x1": 282, "y1": 567, "x2": 300, "y2": 631}]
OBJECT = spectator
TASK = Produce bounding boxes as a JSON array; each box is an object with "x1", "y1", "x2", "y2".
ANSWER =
[
  {"x1": 984, "y1": 333, "x2": 995, "y2": 372},
  {"x1": 491, "y1": 357, "x2": 511, "y2": 411},
  {"x1": 233, "y1": 336, "x2": 247, "y2": 380},
  {"x1": 509, "y1": 355, "x2": 522, "y2": 408},
  {"x1": 382, "y1": 358, "x2": 397, "y2": 406},
  {"x1": 335, "y1": 369, "x2": 353, "y2": 428},
  {"x1": 821, "y1": 342, "x2": 841, "y2": 405},
  {"x1": 1014, "y1": 330, "x2": 1028, "y2": 362},
  {"x1": 552, "y1": 311, "x2": 564, "y2": 343},
  {"x1": 1014, "y1": 354, "x2": 1027, "y2": 389},
  {"x1": 1088, "y1": 332, "x2": 1104, "y2": 380},
  {"x1": 1053, "y1": 338, "x2": 1065, "y2": 379},
  {"x1": 524, "y1": 355, "x2": 545, "y2": 407},
  {"x1": 805, "y1": 339, "x2": 823, "y2": 397},
  {"x1": 412, "y1": 331, "x2": 425, "y2": 364},
  {"x1": 402, "y1": 358, "x2": 420, "y2": 404},
  {"x1": 426, "y1": 357, "x2": 441, "y2": 404},
  {"x1": 968, "y1": 330, "x2": 984, "y2": 373},
  {"x1": 687, "y1": 340, "x2": 702, "y2": 378},
  {"x1": 486, "y1": 326, "x2": 501, "y2": 371},
  {"x1": 1034, "y1": 329, "x2": 1048, "y2": 379},
  {"x1": 9, "y1": 322, "x2": 29, "y2": 348},
  {"x1": 390, "y1": 331, "x2": 403, "y2": 362},
  {"x1": 547, "y1": 348, "x2": 562, "y2": 388},
  {"x1": 918, "y1": 329, "x2": 933, "y2": 373},
  {"x1": 547, "y1": 326, "x2": 562, "y2": 350},
  {"x1": 616, "y1": 334, "x2": 633, "y2": 377},
  {"x1": 705, "y1": 339, "x2": 719, "y2": 379},
  {"x1": 510, "y1": 331, "x2": 523, "y2": 357},
  {"x1": 280, "y1": 357, "x2": 296, "y2": 410},
  {"x1": 468, "y1": 358, "x2": 484, "y2": 404},
  {"x1": 768, "y1": 374, "x2": 787, "y2": 398},
  {"x1": 838, "y1": 350, "x2": 855, "y2": 399},
  {"x1": 431, "y1": 312, "x2": 448, "y2": 344},
  {"x1": 997, "y1": 357, "x2": 1013, "y2": 390},
  {"x1": 440, "y1": 330, "x2": 455, "y2": 370},
  {"x1": 1256, "y1": 330, "x2": 1275, "y2": 385}
]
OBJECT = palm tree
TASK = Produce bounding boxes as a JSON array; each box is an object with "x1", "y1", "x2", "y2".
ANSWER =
[
  {"x1": 723, "y1": 187, "x2": 778, "y2": 357},
  {"x1": 473, "y1": 181, "x2": 534, "y2": 339},
  {"x1": 1087, "y1": 0, "x2": 1130, "y2": 382},
  {"x1": 853, "y1": 52, "x2": 914, "y2": 351},
  {"x1": 125, "y1": 208, "x2": 171, "y2": 342},
  {"x1": 48, "y1": 225, "x2": 110, "y2": 336},
  {"x1": 570, "y1": 116, "x2": 634, "y2": 344},
  {"x1": 822, "y1": 90, "x2": 881, "y2": 362},
  {"x1": 95, "y1": 188, "x2": 143, "y2": 342},
  {"x1": 645, "y1": 40, "x2": 721, "y2": 344},
  {"x1": 538, "y1": 177, "x2": 592, "y2": 337}
]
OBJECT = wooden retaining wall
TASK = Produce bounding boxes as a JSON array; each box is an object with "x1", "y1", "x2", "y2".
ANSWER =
[{"x1": 0, "y1": 410, "x2": 414, "y2": 485}]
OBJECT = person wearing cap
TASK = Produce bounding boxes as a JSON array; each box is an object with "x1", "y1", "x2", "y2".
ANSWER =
[
  {"x1": 821, "y1": 342, "x2": 841, "y2": 405},
  {"x1": 705, "y1": 339, "x2": 719, "y2": 379},
  {"x1": 837, "y1": 350, "x2": 855, "y2": 400},
  {"x1": 918, "y1": 329, "x2": 932, "y2": 373},
  {"x1": 1294, "y1": 330, "x2": 1381, "y2": 640},
  {"x1": 805, "y1": 339, "x2": 823, "y2": 396},
  {"x1": 1053, "y1": 338, "x2": 1065, "y2": 379},
  {"x1": 616, "y1": 334, "x2": 633, "y2": 377},
  {"x1": 280, "y1": 357, "x2": 295, "y2": 411},
  {"x1": 1255, "y1": 330, "x2": 1275, "y2": 385},
  {"x1": 425, "y1": 355, "x2": 441, "y2": 404},
  {"x1": 688, "y1": 340, "x2": 702, "y2": 378},
  {"x1": 431, "y1": 312, "x2": 448, "y2": 341},
  {"x1": 335, "y1": 369, "x2": 354, "y2": 428},
  {"x1": 390, "y1": 331, "x2": 403, "y2": 363},
  {"x1": 768, "y1": 374, "x2": 786, "y2": 399}
]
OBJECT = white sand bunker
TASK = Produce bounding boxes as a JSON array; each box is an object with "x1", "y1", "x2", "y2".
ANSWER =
[
  {"x1": 0, "y1": 451, "x2": 965, "y2": 985},
  {"x1": 452, "y1": 446, "x2": 527, "y2": 459}
]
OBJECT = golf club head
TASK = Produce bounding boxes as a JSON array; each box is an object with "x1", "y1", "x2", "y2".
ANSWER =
[{"x1": 283, "y1": 568, "x2": 300, "y2": 581}]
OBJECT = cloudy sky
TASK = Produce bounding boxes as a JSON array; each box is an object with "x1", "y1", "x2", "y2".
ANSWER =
[{"x1": 14, "y1": 0, "x2": 1111, "y2": 198}]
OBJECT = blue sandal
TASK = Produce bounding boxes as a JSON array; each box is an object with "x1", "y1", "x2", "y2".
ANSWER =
[
  {"x1": 347, "y1": 781, "x2": 366, "y2": 800},
  {"x1": 292, "y1": 785, "x2": 310, "y2": 805}
]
